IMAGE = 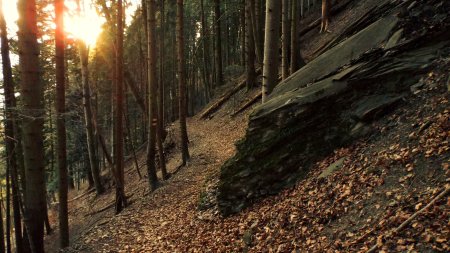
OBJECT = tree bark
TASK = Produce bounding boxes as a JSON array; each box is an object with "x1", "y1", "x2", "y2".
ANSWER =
[
  {"x1": 146, "y1": 0, "x2": 159, "y2": 191},
  {"x1": 17, "y1": 0, "x2": 46, "y2": 251},
  {"x1": 320, "y1": 0, "x2": 330, "y2": 33},
  {"x1": 290, "y1": 0, "x2": 305, "y2": 74},
  {"x1": 281, "y1": 0, "x2": 290, "y2": 79},
  {"x1": 214, "y1": 0, "x2": 223, "y2": 86},
  {"x1": 177, "y1": 0, "x2": 190, "y2": 165},
  {"x1": 245, "y1": 0, "x2": 256, "y2": 89},
  {"x1": 0, "y1": 1, "x2": 24, "y2": 251},
  {"x1": 79, "y1": 43, "x2": 104, "y2": 195},
  {"x1": 114, "y1": 0, "x2": 127, "y2": 213},
  {"x1": 158, "y1": 0, "x2": 168, "y2": 180},
  {"x1": 55, "y1": 0, "x2": 69, "y2": 247},
  {"x1": 262, "y1": 0, "x2": 281, "y2": 103}
]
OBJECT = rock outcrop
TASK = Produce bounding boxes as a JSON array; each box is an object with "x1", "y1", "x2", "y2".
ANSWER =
[{"x1": 218, "y1": 0, "x2": 450, "y2": 215}]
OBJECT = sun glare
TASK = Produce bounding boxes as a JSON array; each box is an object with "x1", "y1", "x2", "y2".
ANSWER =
[
  {"x1": 65, "y1": 1, "x2": 104, "y2": 47},
  {"x1": 1, "y1": 0, "x2": 104, "y2": 47}
]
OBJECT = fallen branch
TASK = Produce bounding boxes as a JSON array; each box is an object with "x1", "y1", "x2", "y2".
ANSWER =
[
  {"x1": 199, "y1": 69, "x2": 261, "y2": 120},
  {"x1": 367, "y1": 185, "x2": 450, "y2": 253},
  {"x1": 232, "y1": 92, "x2": 262, "y2": 117}
]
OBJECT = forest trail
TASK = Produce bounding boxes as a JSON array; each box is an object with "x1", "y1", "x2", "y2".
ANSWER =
[{"x1": 45, "y1": 95, "x2": 252, "y2": 252}]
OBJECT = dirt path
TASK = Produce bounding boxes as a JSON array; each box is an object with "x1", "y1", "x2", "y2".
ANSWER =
[{"x1": 53, "y1": 112, "x2": 249, "y2": 253}]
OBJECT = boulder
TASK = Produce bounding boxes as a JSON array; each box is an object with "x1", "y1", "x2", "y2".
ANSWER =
[{"x1": 217, "y1": 0, "x2": 450, "y2": 216}]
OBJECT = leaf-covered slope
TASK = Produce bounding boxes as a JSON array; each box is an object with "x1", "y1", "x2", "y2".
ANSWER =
[{"x1": 218, "y1": 0, "x2": 450, "y2": 215}]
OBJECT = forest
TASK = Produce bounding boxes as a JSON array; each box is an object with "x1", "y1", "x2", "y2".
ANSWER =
[{"x1": 0, "y1": 0, "x2": 449, "y2": 252}]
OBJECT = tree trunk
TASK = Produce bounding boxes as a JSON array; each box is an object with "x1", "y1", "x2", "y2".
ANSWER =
[
  {"x1": 290, "y1": 0, "x2": 305, "y2": 74},
  {"x1": 0, "y1": 191, "x2": 5, "y2": 253},
  {"x1": 0, "y1": 2, "x2": 24, "y2": 251},
  {"x1": 320, "y1": 0, "x2": 330, "y2": 33},
  {"x1": 262, "y1": 0, "x2": 281, "y2": 102},
  {"x1": 55, "y1": 0, "x2": 69, "y2": 247},
  {"x1": 146, "y1": 0, "x2": 159, "y2": 191},
  {"x1": 245, "y1": 0, "x2": 256, "y2": 89},
  {"x1": 114, "y1": 0, "x2": 127, "y2": 213},
  {"x1": 214, "y1": 0, "x2": 223, "y2": 86},
  {"x1": 79, "y1": 42, "x2": 104, "y2": 195},
  {"x1": 17, "y1": 0, "x2": 46, "y2": 251},
  {"x1": 158, "y1": 0, "x2": 168, "y2": 180},
  {"x1": 200, "y1": 0, "x2": 211, "y2": 99},
  {"x1": 281, "y1": 0, "x2": 290, "y2": 79},
  {"x1": 177, "y1": 0, "x2": 190, "y2": 165}
]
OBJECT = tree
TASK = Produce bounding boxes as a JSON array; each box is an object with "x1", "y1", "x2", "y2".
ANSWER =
[
  {"x1": 146, "y1": 0, "x2": 159, "y2": 191},
  {"x1": 261, "y1": 0, "x2": 281, "y2": 103},
  {"x1": 290, "y1": 0, "x2": 305, "y2": 74},
  {"x1": 79, "y1": 40, "x2": 104, "y2": 195},
  {"x1": 17, "y1": 0, "x2": 47, "y2": 251},
  {"x1": 245, "y1": 0, "x2": 256, "y2": 89},
  {"x1": 320, "y1": 0, "x2": 330, "y2": 33},
  {"x1": 55, "y1": 0, "x2": 69, "y2": 247},
  {"x1": 281, "y1": 0, "x2": 290, "y2": 79},
  {"x1": 114, "y1": 0, "x2": 127, "y2": 212},
  {"x1": 0, "y1": 1, "x2": 24, "y2": 252},
  {"x1": 214, "y1": 0, "x2": 223, "y2": 86},
  {"x1": 177, "y1": 0, "x2": 190, "y2": 165},
  {"x1": 158, "y1": 0, "x2": 168, "y2": 180}
]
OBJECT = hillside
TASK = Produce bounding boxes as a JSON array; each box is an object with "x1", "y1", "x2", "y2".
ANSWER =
[{"x1": 43, "y1": 0, "x2": 449, "y2": 252}]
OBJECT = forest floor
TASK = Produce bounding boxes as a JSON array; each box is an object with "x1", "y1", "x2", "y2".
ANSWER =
[
  {"x1": 46, "y1": 63, "x2": 449, "y2": 253},
  {"x1": 45, "y1": 0, "x2": 449, "y2": 251}
]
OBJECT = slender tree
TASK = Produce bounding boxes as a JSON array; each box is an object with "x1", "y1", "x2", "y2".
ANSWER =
[
  {"x1": 262, "y1": 0, "x2": 281, "y2": 102},
  {"x1": 0, "y1": 2, "x2": 24, "y2": 252},
  {"x1": 79, "y1": 41, "x2": 104, "y2": 195},
  {"x1": 281, "y1": 0, "x2": 290, "y2": 79},
  {"x1": 245, "y1": 0, "x2": 256, "y2": 89},
  {"x1": 214, "y1": 0, "x2": 223, "y2": 86},
  {"x1": 0, "y1": 189, "x2": 5, "y2": 253},
  {"x1": 114, "y1": 0, "x2": 127, "y2": 213},
  {"x1": 146, "y1": 0, "x2": 159, "y2": 191},
  {"x1": 17, "y1": 0, "x2": 47, "y2": 251},
  {"x1": 158, "y1": 0, "x2": 168, "y2": 180},
  {"x1": 320, "y1": 0, "x2": 330, "y2": 33},
  {"x1": 177, "y1": 0, "x2": 190, "y2": 164},
  {"x1": 290, "y1": 0, "x2": 305, "y2": 74},
  {"x1": 55, "y1": 0, "x2": 69, "y2": 247}
]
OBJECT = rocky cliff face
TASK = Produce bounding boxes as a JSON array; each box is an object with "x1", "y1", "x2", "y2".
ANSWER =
[{"x1": 218, "y1": 0, "x2": 450, "y2": 215}]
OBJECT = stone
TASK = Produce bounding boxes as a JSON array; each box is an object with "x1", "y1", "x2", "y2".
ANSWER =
[{"x1": 318, "y1": 158, "x2": 346, "y2": 179}]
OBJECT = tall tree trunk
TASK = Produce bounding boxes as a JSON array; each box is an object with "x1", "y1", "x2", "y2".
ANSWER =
[
  {"x1": 0, "y1": 2, "x2": 24, "y2": 252},
  {"x1": 146, "y1": 0, "x2": 159, "y2": 191},
  {"x1": 114, "y1": 0, "x2": 127, "y2": 213},
  {"x1": 200, "y1": 0, "x2": 211, "y2": 99},
  {"x1": 55, "y1": 0, "x2": 69, "y2": 247},
  {"x1": 320, "y1": 0, "x2": 330, "y2": 33},
  {"x1": 158, "y1": 0, "x2": 168, "y2": 180},
  {"x1": 6, "y1": 158, "x2": 11, "y2": 253},
  {"x1": 290, "y1": 0, "x2": 305, "y2": 74},
  {"x1": 290, "y1": 0, "x2": 305, "y2": 75},
  {"x1": 0, "y1": 189, "x2": 5, "y2": 253},
  {"x1": 17, "y1": 0, "x2": 46, "y2": 251},
  {"x1": 214, "y1": 0, "x2": 223, "y2": 86},
  {"x1": 261, "y1": 0, "x2": 281, "y2": 103},
  {"x1": 79, "y1": 43, "x2": 104, "y2": 195},
  {"x1": 281, "y1": 0, "x2": 290, "y2": 79},
  {"x1": 250, "y1": 0, "x2": 263, "y2": 64},
  {"x1": 254, "y1": 0, "x2": 264, "y2": 60},
  {"x1": 177, "y1": 0, "x2": 190, "y2": 165},
  {"x1": 245, "y1": 0, "x2": 256, "y2": 89}
]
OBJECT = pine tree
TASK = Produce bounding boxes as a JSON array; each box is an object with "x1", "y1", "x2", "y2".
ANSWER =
[
  {"x1": 17, "y1": 0, "x2": 47, "y2": 251},
  {"x1": 177, "y1": 0, "x2": 190, "y2": 164},
  {"x1": 55, "y1": 0, "x2": 69, "y2": 247}
]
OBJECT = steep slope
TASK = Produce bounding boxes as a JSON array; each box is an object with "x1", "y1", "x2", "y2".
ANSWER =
[{"x1": 218, "y1": 0, "x2": 450, "y2": 215}]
